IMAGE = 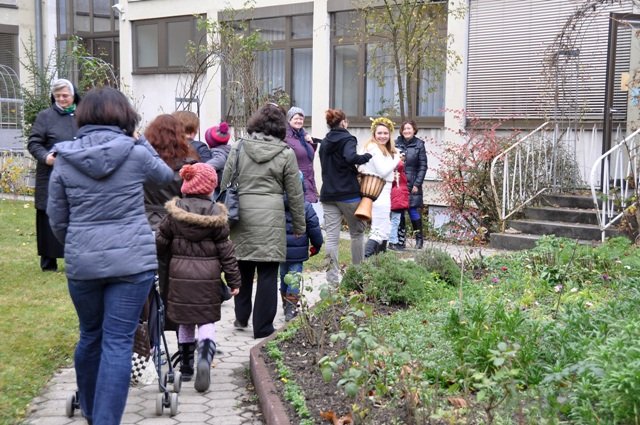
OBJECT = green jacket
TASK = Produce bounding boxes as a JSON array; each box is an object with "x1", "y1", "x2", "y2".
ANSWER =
[{"x1": 220, "y1": 133, "x2": 305, "y2": 262}]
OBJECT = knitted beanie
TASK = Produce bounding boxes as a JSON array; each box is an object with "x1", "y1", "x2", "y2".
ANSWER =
[
  {"x1": 286, "y1": 106, "x2": 305, "y2": 123},
  {"x1": 179, "y1": 163, "x2": 217, "y2": 195},
  {"x1": 205, "y1": 122, "x2": 231, "y2": 148}
]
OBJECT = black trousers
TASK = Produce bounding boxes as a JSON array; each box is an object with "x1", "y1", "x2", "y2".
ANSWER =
[
  {"x1": 234, "y1": 261, "x2": 279, "y2": 339},
  {"x1": 36, "y1": 209, "x2": 64, "y2": 270}
]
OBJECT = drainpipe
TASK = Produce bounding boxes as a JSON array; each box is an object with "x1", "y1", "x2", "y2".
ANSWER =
[{"x1": 34, "y1": 0, "x2": 43, "y2": 70}]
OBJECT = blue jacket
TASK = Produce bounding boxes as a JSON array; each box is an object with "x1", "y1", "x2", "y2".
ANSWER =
[
  {"x1": 285, "y1": 198, "x2": 323, "y2": 263},
  {"x1": 47, "y1": 125, "x2": 174, "y2": 280}
]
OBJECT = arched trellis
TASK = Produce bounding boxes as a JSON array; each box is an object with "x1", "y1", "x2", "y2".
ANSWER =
[{"x1": 0, "y1": 64, "x2": 23, "y2": 130}]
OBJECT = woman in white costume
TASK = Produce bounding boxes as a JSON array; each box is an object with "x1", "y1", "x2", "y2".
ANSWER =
[{"x1": 359, "y1": 117, "x2": 402, "y2": 257}]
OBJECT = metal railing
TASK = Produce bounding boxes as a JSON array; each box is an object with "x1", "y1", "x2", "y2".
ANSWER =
[
  {"x1": 590, "y1": 127, "x2": 640, "y2": 241},
  {"x1": 490, "y1": 122, "x2": 552, "y2": 230}
]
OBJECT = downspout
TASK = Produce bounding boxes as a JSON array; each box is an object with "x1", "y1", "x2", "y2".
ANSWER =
[{"x1": 34, "y1": 0, "x2": 43, "y2": 70}]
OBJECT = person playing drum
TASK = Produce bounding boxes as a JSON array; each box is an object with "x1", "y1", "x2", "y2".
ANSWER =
[{"x1": 359, "y1": 117, "x2": 403, "y2": 257}]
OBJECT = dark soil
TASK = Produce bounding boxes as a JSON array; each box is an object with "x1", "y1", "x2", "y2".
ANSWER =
[{"x1": 261, "y1": 305, "x2": 410, "y2": 425}]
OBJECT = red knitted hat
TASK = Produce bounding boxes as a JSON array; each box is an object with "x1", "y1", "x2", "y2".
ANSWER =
[
  {"x1": 179, "y1": 163, "x2": 217, "y2": 195},
  {"x1": 205, "y1": 122, "x2": 231, "y2": 148}
]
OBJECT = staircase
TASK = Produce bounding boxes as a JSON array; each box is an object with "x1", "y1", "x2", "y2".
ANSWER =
[{"x1": 490, "y1": 193, "x2": 627, "y2": 250}]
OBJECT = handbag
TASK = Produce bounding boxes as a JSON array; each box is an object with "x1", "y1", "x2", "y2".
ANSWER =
[
  {"x1": 216, "y1": 140, "x2": 243, "y2": 227},
  {"x1": 130, "y1": 320, "x2": 155, "y2": 386}
]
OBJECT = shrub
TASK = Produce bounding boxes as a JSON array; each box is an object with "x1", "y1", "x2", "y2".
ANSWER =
[
  {"x1": 414, "y1": 247, "x2": 461, "y2": 286},
  {"x1": 340, "y1": 252, "x2": 434, "y2": 306}
]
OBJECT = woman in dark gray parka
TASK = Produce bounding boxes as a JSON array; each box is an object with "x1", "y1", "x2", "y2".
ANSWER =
[
  {"x1": 47, "y1": 87, "x2": 173, "y2": 425},
  {"x1": 27, "y1": 78, "x2": 80, "y2": 271}
]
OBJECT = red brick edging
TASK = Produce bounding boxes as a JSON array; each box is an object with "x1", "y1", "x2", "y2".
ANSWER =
[{"x1": 249, "y1": 334, "x2": 292, "y2": 425}]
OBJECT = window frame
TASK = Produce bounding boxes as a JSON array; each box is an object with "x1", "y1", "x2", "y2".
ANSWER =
[
  {"x1": 132, "y1": 14, "x2": 204, "y2": 75},
  {"x1": 330, "y1": 9, "x2": 446, "y2": 128}
]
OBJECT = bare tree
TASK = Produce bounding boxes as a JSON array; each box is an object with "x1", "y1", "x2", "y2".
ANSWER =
[
  {"x1": 176, "y1": 1, "x2": 279, "y2": 138},
  {"x1": 352, "y1": 0, "x2": 464, "y2": 121}
]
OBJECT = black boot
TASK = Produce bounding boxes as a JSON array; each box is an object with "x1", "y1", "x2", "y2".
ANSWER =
[
  {"x1": 178, "y1": 342, "x2": 195, "y2": 382},
  {"x1": 411, "y1": 219, "x2": 424, "y2": 249},
  {"x1": 283, "y1": 294, "x2": 300, "y2": 322},
  {"x1": 379, "y1": 241, "x2": 388, "y2": 253},
  {"x1": 364, "y1": 239, "x2": 379, "y2": 258},
  {"x1": 398, "y1": 214, "x2": 406, "y2": 248},
  {"x1": 194, "y1": 339, "x2": 216, "y2": 392}
]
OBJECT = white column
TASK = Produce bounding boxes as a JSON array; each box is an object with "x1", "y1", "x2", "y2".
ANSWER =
[
  {"x1": 443, "y1": 0, "x2": 469, "y2": 141},
  {"x1": 311, "y1": 0, "x2": 330, "y2": 138}
]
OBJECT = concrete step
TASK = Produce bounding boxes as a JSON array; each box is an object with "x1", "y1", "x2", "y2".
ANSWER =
[
  {"x1": 508, "y1": 219, "x2": 625, "y2": 241},
  {"x1": 523, "y1": 205, "x2": 599, "y2": 225},
  {"x1": 489, "y1": 232, "x2": 541, "y2": 250},
  {"x1": 489, "y1": 232, "x2": 601, "y2": 251},
  {"x1": 540, "y1": 193, "x2": 598, "y2": 209}
]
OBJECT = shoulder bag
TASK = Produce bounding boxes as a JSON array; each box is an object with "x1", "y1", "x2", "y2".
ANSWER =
[{"x1": 216, "y1": 140, "x2": 243, "y2": 227}]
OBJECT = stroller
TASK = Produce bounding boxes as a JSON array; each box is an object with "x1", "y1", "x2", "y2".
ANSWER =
[{"x1": 65, "y1": 277, "x2": 181, "y2": 418}]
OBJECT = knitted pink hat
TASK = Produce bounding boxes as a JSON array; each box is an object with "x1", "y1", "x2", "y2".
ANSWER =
[
  {"x1": 179, "y1": 163, "x2": 217, "y2": 195},
  {"x1": 205, "y1": 122, "x2": 231, "y2": 148}
]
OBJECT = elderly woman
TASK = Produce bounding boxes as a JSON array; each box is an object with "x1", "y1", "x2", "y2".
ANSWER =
[
  {"x1": 220, "y1": 103, "x2": 305, "y2": 339},
  {"x1": 47, "y1": 87, "x2": 174, "y2": 425},
  {"x1": 285, "y1": 106, "x2": 321, "y2": 219},
  {"x1": 27, "y1": 78, "x2": 80, "y2": 271}
]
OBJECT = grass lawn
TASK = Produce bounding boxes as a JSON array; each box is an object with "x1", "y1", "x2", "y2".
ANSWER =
[{"x1": 0, "y1": 199, "x2": 77, "y2": 425}]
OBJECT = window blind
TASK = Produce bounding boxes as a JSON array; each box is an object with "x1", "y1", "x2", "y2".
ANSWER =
[{"x1": 466, "y1": 0, "x2": 632, "y2": 121}]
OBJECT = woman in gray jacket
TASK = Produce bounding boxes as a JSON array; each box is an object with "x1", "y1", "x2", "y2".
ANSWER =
[
  {"x1": 47, "y1": 87, "x2": 174, "y2": 425},
  {"x1": 220, "y1": 103, "x2": 305, "y2": 339}
]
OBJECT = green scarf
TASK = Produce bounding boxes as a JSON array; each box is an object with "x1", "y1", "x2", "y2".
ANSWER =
[{"x1": 63, "y1": 104, "x2": 76, "y2": 114}]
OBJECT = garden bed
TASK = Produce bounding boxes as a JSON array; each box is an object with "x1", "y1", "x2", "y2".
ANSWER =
[{"x1": 258, "y1": 238, "x2": 640, "y2": 424}]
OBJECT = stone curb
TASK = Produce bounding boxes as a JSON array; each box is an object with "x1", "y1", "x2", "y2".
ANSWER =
[{"x1": 249, "y1": 332, "x2": 291, "y2": 425}]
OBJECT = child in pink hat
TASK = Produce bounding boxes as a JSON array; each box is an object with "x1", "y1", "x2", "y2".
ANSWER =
[{"x1": 156, "y1": 162, "x2": 241, "y2": 392}]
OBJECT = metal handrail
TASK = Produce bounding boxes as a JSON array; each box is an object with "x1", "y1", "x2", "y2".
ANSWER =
[
  {"x1": 590, "y1": 127, "x2": 640, "y2": 241},
  {"x1": 490, "y1": 121, "x2": 551, "y2": 229}
]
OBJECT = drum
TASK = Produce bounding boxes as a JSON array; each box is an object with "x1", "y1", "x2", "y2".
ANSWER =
[{"x1": 355, "y1": 174, "x2": 386, "y2": 221}]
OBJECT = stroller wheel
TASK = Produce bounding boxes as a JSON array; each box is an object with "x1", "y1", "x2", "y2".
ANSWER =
[
  {"x1": 155, "y1": 393, "x2": 164, "y2": 416},
  {"x1": 169, "y1": 392, "x2": 179, "y2": 416},
  {"x1": 172, "y1": 371, "x2": 182, "y2": 393},
  {"x1": 65, "y1": 393, "x2": 77, "y2": 417}
]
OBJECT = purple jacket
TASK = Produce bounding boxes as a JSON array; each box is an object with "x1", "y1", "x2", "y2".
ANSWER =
[{"x1": 284, "y1": 124, "x2": 318, "y2": 203}]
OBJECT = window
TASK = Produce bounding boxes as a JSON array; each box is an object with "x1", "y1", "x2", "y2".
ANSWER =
[
  {"x1": 331, "y1": 9, "x2": 446, "y2": 124},
  {"x1": 223, "y1": 13, "x2": 313, "y2": 116},
  {"x1": 0, "y1": 25, "x2": 18, "y2": 75},
  {"x1": 466, "y1": 0, "x2": 633, "y2": 121},
  {"x1": 252, "y1": 15, "x2": 313, "y2": 113},
  {"x1": 57, "y1": 0, "x2": 119, "y2": 79},
  {"x1": 0, "y1": 0, "x2": 17, "y2": 7},
  {"x1": 132, "y1": 15, "x2": 204, "y2": 74}
]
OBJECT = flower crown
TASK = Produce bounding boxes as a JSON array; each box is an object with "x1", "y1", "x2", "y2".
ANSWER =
[{"x1": 370, "y1": 116, "x2": 395, "y2": 134}]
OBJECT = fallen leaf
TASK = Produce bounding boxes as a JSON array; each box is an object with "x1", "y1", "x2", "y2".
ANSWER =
[
  {"x1": 320, "y1": 410, "x2": 354, "y2": 424},
  {"x1": 448, "y1": 397, "x2": 468, "y2": 408}
]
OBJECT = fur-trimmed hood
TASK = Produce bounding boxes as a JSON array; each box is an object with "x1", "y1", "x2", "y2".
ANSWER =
[{"x1": 164, "y1": 196, "x2": 229, "y2": 242}]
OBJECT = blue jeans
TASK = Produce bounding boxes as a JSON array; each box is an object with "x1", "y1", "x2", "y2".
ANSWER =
[
  {"x1": 279, "y1": 261, "x2": 304, "y2": 296},
  {"x1": 389, "y1": 211, "x2": 403, "y2": 244},
  {"x1": 68, "y1": 270, "x2": 154, "y2": 425}
]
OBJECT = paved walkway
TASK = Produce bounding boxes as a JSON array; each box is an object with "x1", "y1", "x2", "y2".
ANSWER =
[
  {"x1": 23, "y1": 243, "x2": 504, "y2": 425},
  {"x1": 24, "y1": 272, "x2": 328, "y2": 425}
]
